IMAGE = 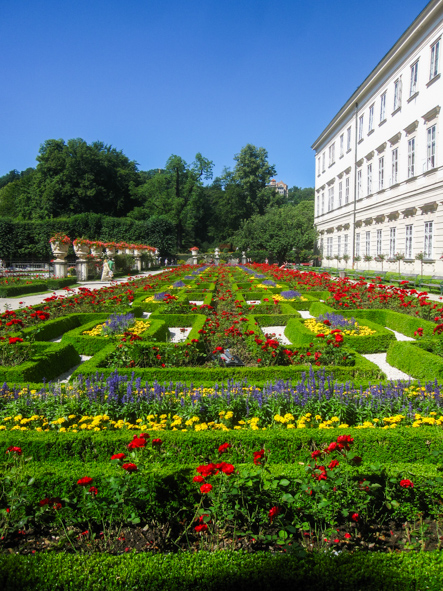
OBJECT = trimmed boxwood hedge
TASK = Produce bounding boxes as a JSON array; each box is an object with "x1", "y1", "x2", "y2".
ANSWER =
[
  {"x1": 338, "y1": 309, "x2": 436, "y2": 338},
  {"x1": 0, "y1": 277, "x2": 78, "y2": 298},
  {"x1": 1, "y1": 547, "x2": 443, "y2": 590},
  {"x1": 386, "y1": 341, "x2": 443, "y2": 381},
  {"x1": 0, "y1": 341, "x2": 80, "y2": 382}
]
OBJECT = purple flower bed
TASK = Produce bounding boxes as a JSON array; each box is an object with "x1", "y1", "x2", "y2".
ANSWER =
[
  {"x1": 317, "y1": 312, "x2": 357, "y2": 328},
  {"x1": 102, "y1": 313, "x2": 135, "y2": 336},
  {"x1": 280, "y1": 290, "x2": 301, "y2": 299},
  {"x1": 261, "y1": 280, "x2": 276, "y2": 286}
]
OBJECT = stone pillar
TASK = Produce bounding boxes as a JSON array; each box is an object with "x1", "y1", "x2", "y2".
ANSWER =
[
  {"x1": 215, "y1": 248, "x2": 220, "y2": 266},
  {"x1": 242, "y1": 251, "x2": 247, "y2": 264},
  {"x1": 50, "y1": 243, "x2": 69, "y2": 278}
]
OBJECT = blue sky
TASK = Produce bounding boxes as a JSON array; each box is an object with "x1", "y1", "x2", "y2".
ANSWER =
[{"x1": 0, "y1": 0, "x2": 430, "y2": 188}]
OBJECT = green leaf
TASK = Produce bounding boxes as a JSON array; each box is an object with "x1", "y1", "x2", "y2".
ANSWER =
[{"x1": 279, "y1": 479, "x2": 290, "y2": 487}]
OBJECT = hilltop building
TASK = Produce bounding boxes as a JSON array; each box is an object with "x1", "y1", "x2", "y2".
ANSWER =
[{"x1": 268, "y1": 179, "x2": 289, "y2": 197}]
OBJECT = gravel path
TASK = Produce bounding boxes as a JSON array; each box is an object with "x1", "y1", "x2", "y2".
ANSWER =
[{"x1": 262, "y1": 326, "x2": 291, "y2": 345}]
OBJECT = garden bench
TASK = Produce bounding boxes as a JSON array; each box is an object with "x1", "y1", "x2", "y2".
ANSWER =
[
  {"x1": 389, "y1": 273, "x2": 419, "y2": 287},
  {"x1": 418, "y1": 275, "x2": 443, "y2": 294}
]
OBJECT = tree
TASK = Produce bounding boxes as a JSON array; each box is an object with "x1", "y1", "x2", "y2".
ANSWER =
[
  {"x1": 33, "y1": 138, "x2": 141, "y2": 218},
  {"x1": 233, "y1": 201, "x2": 317, "y2": 264},
  {"x1": 287, "y1": 186, "x2": 314, "y2": 205}
]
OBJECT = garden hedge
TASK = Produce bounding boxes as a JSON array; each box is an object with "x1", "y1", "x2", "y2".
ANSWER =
[
  {"x1": 0, "y1": 342, "x2": 80, "y2": 382},
  {"x1": 1, "y1": 549, "x2": 443, "y2": 590},
  {"x1": 0, "y1": 277, "x2": 79, "y2": 298},
  {"x1": 386, "y1": 341, "x2": 443, "y2": 381}
]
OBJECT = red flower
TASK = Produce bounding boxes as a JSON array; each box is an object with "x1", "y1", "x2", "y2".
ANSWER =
[
  {"x1": 8, "y1": 337, "x2": 24, "y2": 344},
  {"x1": 6, "y1": 446, "x2": 22, "y2": 455},
  {"x1": 89, "y1": 486, "x2": 98, "y2": 496},
  {"x1": 217, "y1": 462, "x2": 235, "y2": 475},
  {"x1": 327, "y1": 442, "x2": 338, "y2": 452},
  {"x1": 127, "y1": 436, "x2": 146, "y2": 450},
  {"x1": 200, "y1": 483, "x2": 213, "y2": 494},
  {"x1": 152, "y1": 438, "x2": 163, "y2": 447},
  {"x1": 77, "y1": 476, "x2": 93, "y2": 486},
  {"x1": 194, "y1": 524, "x2": 208, "y2": 532},
  {"x1": 122, "y1": 463, "x2": 138, "y2": 473},
  {"x1": 328, "y1": 459, "x2": 339, "y2": 470},
  {"x1": 400, "y1": 479, "x2": 414, "y2": 488},
  {"x1": 218, "y1": 442, "x2": 231, "y2": 454},
  {"x1": 269, "y1": 506, "x2": 280, "y2": 523},
  {"x1": 196, "y1": 463, "x2": 219, "y2": 477},
  {"x1": 111, "y1": 453, "x2": 126, "y2": 460},
  {"x1": 39, "y1": 498, "x2": 51, "y2": 506},
  {"x1": 351, "y1": 513, "x2": 359, "y2": 522},
  {"x1": 253, "y1": 449, "x2": 265, "y2": 465},
  {"x1": 351, "y1": 456, "x2": 362, "y2": 466},
  {"x1": 344, "y1": 532, "x2": 351, "y2": 539},
  {"x1": 311, "y1": 450, "x2": 323, "y2": 459},
  {"x1": 193, "y1": 475, "x2": 204, "y2": 483}
]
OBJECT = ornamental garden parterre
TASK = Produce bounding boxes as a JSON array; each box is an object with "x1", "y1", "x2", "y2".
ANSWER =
[{"x1": 2, "y1": 264, "x2": 443, "y2": 568}]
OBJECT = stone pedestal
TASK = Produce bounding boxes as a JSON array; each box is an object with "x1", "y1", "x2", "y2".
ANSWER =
[
  {"x1": 53, "y1": 261, "x2": 67, "y2": 278},
  {"x1": 242, "y1": 251, "x2": 247, "y2": 264},
  {"x1": 134, "y1": 256, "x2": 142, "y2": 272},
  {"x1": 76, "y1": 260, "x2": 88, "y2": 281},
  {"x1": 192, "y1": 255, "x2": 198, "y2": 265},
  {"x1": 50, "y1": 242, "x2": 69, "y2": 278}
]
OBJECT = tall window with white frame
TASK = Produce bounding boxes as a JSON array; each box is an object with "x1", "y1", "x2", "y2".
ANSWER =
[
  {"x1": 365, "y1": 231, "x2": 371, "y2": 256},
  {"x1": 340, "y1": 134, "x2": 344, "y2": 157},
  {"x1": 430, "y1": 39, "x2": 440, "y2": 80},
  {"x1": 327, "y1": 186, "x2": 334, "y2": 211},
  {"x1": 345, "y1": 176, "x2": 350, "y2": 204},
  {"x1": 368, "y1": 104, "x2": 374, "y2": 132},
  {"x1": 405, "y1": 225, "x2": 413, "y2": 259},
  {"x1": 357, "y1": 169, "x2": 362, "y2": 198},
  {"x1": 347, "y1": 126, "x2": 352, "y2": 151},
  {"x1": 408, "y1": 138, "x2": 415, "y2": 178},
  {"x1": 316, "y1": 194, "x2": 320, "y2": 216},
  {"x1": 367, "y1": 163, "x2": 372, "y2": 195},
  {"x1": 329, "y1": 143, "x2": 335, "y2": 166},
  {"x1": 338, "y1": 181, "x2": 343, "y2": 207},
  {"x1": 393, "y1": 78, "x2": 402, "y2": 111},
  {"x1": 322, "y1": 152, "x2": 326, "y2": 173},
  {"x1": 327, "y1": 237, "x2": 333, "y2": 258},
  {"x1": 321, "y1": 191, "x2": 325, "y2": 215},
  {"x1": 355, "y1": 233, "x2": 360, "y2": 257},
  {"x1": 427, "y1": 125, "x2": 436, "y2": 169},
  {"x1": 424, "y1": 221, "x2": 433, "y2": 259},
  {"x1": 380, "y1": 91, "x2": 387, "y2": 122},
  {"x1": 317, "y1": 157, "x2": 321, "y2": 176},
  {"x1": 410, "y1": 61, "x2": 418, "y2": 96},
  {"x1": 378, "y1": 156, "x2": 384, "y2": 190},
  {"x1": 344, "y1": 234, "x2": 349, "y2": 255},
  {"x1": 391, "y1": 148, "x2": 398, "y2": 184},
  {"x1": 337, "y1": 235, "x2": 341, "y2": 257},
  {"x1": 376, "y1": 229, "x2": 382, "y2": 255},
  {"x1": 358, "y1": 115, "x2": 364, "y2": 141},
  {"x1": 389, "y1": 228, "x2": 396, "y2": 259}
]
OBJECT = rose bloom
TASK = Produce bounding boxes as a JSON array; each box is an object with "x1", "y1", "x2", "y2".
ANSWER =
[
  {"x1": 122, "y1": 463, "x2": 138, "y2": 473},
  {"x1": 328, "y1": 459, "x2": 340, "y2": 470},
  {"x1": 253, "y1": 449, "x2": 265, "y2": 465},
  {"x1": 194, "y1": 524, "x2": 208, "y2": 533},
  {"x1": 89, "y1": 486, "x2": 98, "y2": 496},
  {"x1": 344, "y1": 533, "x2": 352, "y2": 539},
  {"x1": 193, "y1": 475, "x2": 205, "y2": 483},
  {"x1": 6, "y1": 446, "x2": 22, "y2": 455},
  {"x1": 269, "y1": 506, "x2": 280, "y2": 523},
  {"x1": 152, "y1": 438, "x2": 163, "y2": 447},
  {"x1": 127, "y1": 436, "x2": 146, "y2": 450},
  {"x1": 216, "y1": 462, "x2": 235, "y2": 475},
  {"x1": 400, "y1": 479, "x2": 414, "y2": 488},
  {"x1": 77, "y1": 476, "x2": 93, "y2": 487},
  {"x1": 351, "y1": 513, "x2": 359, "y2": 522},
  {"x1": 200, "y1": 483, "x2": 213, "y2": 494},
  {"x1": 111, "y1": 453, "x2": 126, "y2": 461},
  {"x1": 39, "y1": 498, "x2": 51, "y2": 506},
  {"x1": 218, "y1": 442, "x2": 231, "y2": 454}
]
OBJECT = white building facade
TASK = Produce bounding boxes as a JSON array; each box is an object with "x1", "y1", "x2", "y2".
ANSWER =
[{"x1": 312, "y1": 0, "x2": 443, "y2": 275}]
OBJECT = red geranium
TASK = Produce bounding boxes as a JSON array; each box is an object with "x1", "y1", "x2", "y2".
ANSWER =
[
  {"x1": 400, "y1": 479, "x2": 414, "y2": 488},
  {"x1": 6, "y1": 446, "x2": 22, "y2": 455},
  {"x1": 89, "y1": 486, "x2": 98, "y2": 496},
  {"x1": 269, "y1": 506, "x2": 280, "y2": 523},
  {"x1": 218, "y1": 442, "x2": 231, "y2": 454},
  {"x1": 253, "y1": 449, "x2": 265, "y2": 465},
  {"x1": 122, "y1": 463, "x2": 138, "y2": 473},
  {"x1": 200, "y1": 483, "x2": 213, "y2": 494},
  {"x1": 351, "y1": 512, "x2": 359, "y2": 522},
  {"x1": 194, "y1": 524, "x2": 208, "y2": 532},
  {"x1": 128, "y1": 436, "x2": 146, "y2": 450},
  {"x1": 111, "y1": 453, "x2": 126, "y2": 460},
  {"x1": 77, "y1": 476, "x2": 93, "y2": 486},
  {"x1": 193, "y1": 475, "x2": 205, "y2": 483},
  {"x1": 152, "y1": 438, "x2": 163, "y2": 447}
]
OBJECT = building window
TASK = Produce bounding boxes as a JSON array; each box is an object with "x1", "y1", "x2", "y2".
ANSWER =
[
  {"x1": 393, "y1": 78, "x2": 402, "y2": 111},
  {"x1": 321, "y1": 191, "x2": 325, "y2": 215},
  {"x1": 316, "y1": 194, "x2": 320, "y2": 216},
  {"x1": 344, "y1": 234, "x2": 349, "y2": 255},
  {"x1": 355, "y1": 233, "x2": 360, "y2": 257},
  {"x1": 427, "y1": 125, "x2": 436, "y2": 169},
  {"x1": 410, "y1": 61, "x2": 418, "y2": 95},
  {"x1": 408, "y1": 138, "x2": 415, "y2": 178},
  {"x1": 358, "y1": 115, "x2": 364, "y2": 141},
  {"x1": 327, "y1": 237, "x2": 333, "y2": 258},
  {"x1": 320, "y1": 238, "x2": 324, "y2": 257},
  {"x1": 338, "y1": 181, "x2": 343, "y2": 207},
  {"x1": 424, "y1": 221, "x2": 433, "y2": 259},
  {"x1": 346, "y1": 126, "x2": 352, "y2": 151},
  {"x1": 391, "y1": 148, "x2": 398, "y2": 184},
  {"x1": 376, "y1": 229, "x2": 382, "y2": 255},
  {"x1": 357, "y1": 169, "x2": 362, "y2": 198},
  {"x1": 317, "y1": 157, "x2": 321, "y2": 176},
  {"x1": 365, "y1": 231, "x2": 371, "y2": 256},
  {"x1": 337, "y1": 235, "x2": 342, "y2": 257},
  {"x1": 367, "y1": 163, "x2": 372, "y2": 195},
  {"x1": 389, "y1": 228, "x2": 396, "y2": 258},
  {"x1": 378, "y1": 156, "x2": 384, "y2": 190},
  {"x1": 340, "y1": 134, "x2": 344, "y2": 157},
  {"x1": 368, "y1": 104, "x2": 374, "y2": 132},
  {"x1": 345, "y1": 176, "x2": 350, "y2": 204},
  {"x1": 328, "y1": 186, "x2": 334, "y2": 211},
  {"x1": 322, "y1": 152, "x2": 325, "y2": 172},
  {"x1": 430, "y1": 40, "x2": 440, "y2": 80},
  {"x1": 405, "y1": 225, "x2": 413, "y2": 259},
  {"x1": 329, "y1": 143, "x2": 335, "y2": 166},
  {"x1": 380, "y1": 92, "x2": 386, "y2": 122}
]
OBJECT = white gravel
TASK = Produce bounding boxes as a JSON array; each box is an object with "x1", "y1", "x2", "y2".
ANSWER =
[
  {"x1": 263, "y1": 326, "x2": 291, "y2": 345},
  {"x1": 189, "y1": 300, "x2": 204, "y2": 306},
  {"x1": 57, "y1": 355, "x2": 93, "y2": 383},
  {"x1": 362, "y1": 353, "x2": 412, "y2": 381},
  {"x1": 168, "y1": 327, "x2": 191, "y2": 342},
  {"x1": 384, "y1": 327, "x2": 415, "y2": 341},
  {"x1": 142, "y1": 312, "x2": 151, "y2": 318},
  {"x1": 299, "y1": 310, "x2": 313, "y2": 319},
  {"x1": 246, "y1": 300, "x2": 261, "y2": 305}
]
